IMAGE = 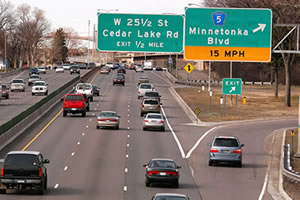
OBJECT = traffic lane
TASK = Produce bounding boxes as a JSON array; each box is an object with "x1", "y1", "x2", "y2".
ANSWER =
[
  {"x1": 124, "y1": 72, "x2": 201, "y2": 200},
  {"x1": 52, "y1": 72, "x2": 130, "y2": 199},
  {"x1": 188, "y1": 118, "x2": 297, "y2": 200},
  {"x1": 0, "y1": 71, "x2": 112, "y2": 199},
  {"x1": 147, "y1": 71, "x2": 213, "y2": 154},
  {"x1": 0, "y1": 70, "x2": 84, "y2": 125}
]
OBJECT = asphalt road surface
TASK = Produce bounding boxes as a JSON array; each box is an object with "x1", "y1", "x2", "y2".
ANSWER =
[
  {"x1": 0, "y1": 69, "x2": 87, "y2": 125},
  {"x1": 0, "y1": 69, "x2": 297, "y2": 199}
]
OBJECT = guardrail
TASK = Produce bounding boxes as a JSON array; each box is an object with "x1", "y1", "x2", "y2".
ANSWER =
[
  {"x1": 0, "y1": 67, "x2": 99, "y2": 150},
  {"x1": 282, "y1": 134, "x2": 300, "y2": 183},
  {"x1": 174, "y1": 79, "x2": 273, "y2": 86}
]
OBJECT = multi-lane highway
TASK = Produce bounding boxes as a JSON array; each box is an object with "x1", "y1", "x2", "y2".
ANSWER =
[
  {"x1": 0, "y1": 69, "x2": 297, "y2": 199},
  {"x1": 0, "y1": 69, "x2": 86, "y2": 125}
]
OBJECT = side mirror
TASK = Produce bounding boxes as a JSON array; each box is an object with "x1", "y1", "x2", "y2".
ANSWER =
[
  {"x1": 143, "y1": 164, "x2": 148, "y2": 167},
  {"x1": 240, "y1": 144, "x2": 245, "y2": 148},
  {"x1": 176, "y1": 166, "x2": 181, "y2": 169},
  {"x1": 43, "y1": 159, "x2": 50, "y2": 164},
  {"x1": 118, "y1": 116, "x2": 121, "y2": 118},
  {"x1": 160, "y1": 103, "x2": 162, "y2": 105}
]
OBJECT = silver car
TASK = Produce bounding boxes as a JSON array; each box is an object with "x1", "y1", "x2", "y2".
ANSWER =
[
  {"x1": 143, "y1": 113, "x2": 165, "y2": 131},
  {"x1": 151, "y1": 193, "x2": 190, "y2": 200},
  {"x1": 138, "y1": 83, "x2": 154, "y2": 99},
  {"x1": 140, "y1": 98, "x2": 161, "y2": 117},
  {"x1": 96, "y1": 111, "x2": 120, "y2": 130},
  {"x1": 208, "y1": 136, "x2": 244, "y2": 167}
]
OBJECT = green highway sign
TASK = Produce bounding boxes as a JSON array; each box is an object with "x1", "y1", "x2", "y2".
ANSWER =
[
  {"x1": 97, "y1": 13, "x2": 184, "y2": 53},
  {"x1": 222, "y1": 78, "x2": 242, "y2": 95},
  {"x1": 184, "y1": 8, "x2": 272, "y2": 62}
]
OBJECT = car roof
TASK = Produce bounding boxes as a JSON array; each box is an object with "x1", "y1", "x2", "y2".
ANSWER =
[
  {"x1": 100, "y1": 111, "x2": 117, "y2": 114},
  {"x1": 12, "y1": 79, "x2": 24, "y2": 81},
  {"x1": 146, "y1": 113, "x2": 163, "y2": 117},
  {"x1": 7, "y1": 151, "x2": 40, "y2": 156},
  {"x1": 150, "y1": 158, "x2": 175, "y2": 162},
  {"x1": 214, "y1": 136, "x2": 238, "y2": 139},
  {"x1": 34, "y1": 81, "x2": 46, "y2": 83},
  {"x1": 154, "y1": 193, "x2": 188, "y2": 198}
]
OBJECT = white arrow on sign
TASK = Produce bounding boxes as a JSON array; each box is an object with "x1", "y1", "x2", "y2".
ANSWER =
[
  {"x1": 229, "y1": 86, "x2": 236, "y2": 93},
  {"x1": 252, "y1": 24, "x2": 266, "y2": 33}
]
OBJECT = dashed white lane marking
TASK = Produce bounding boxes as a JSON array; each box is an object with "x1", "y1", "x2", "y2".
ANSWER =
[
  {"x1": 64, "y1": 166, "x2": 68, "y2": 171},
  {"x1": 126, "y1": 154, "x2": 129, "y2": 158},
  {"x1": 127, "y1": 127, "x2": 130, "y2": 130},
  {"x1": 71, "y1": 152, "x2": 75, "y2": 156},
  {"x1": 127, "y1": 135, "x2": 130, "y2": 138},
  {"x1": 125, "y1": 168, "x2": 128, "y2": 173},
  {"x1": 54, "y1": 184, "x2": 59, "y2": 189},
  {"x1": 92, "y1": 113, "x2": 95, "y2": 116},
  {"x1": 123, "y1": 186, "x2": 127, "y2": 192},
  {"x1": 97, "y1": 104, "x2": 99, "y2": 106},
  {"x1": 82, "y1": 133, "x2": 85, "y2": 136},
  {"x1": 128, "y1": 114, "x2": 130, "y2": 117},
  {"x1": 89, "y1": 119, "x2": 92, "y2": 121},
  {"x1": 128, "y1": 105, "x2": 130, "y2": 108},
  {"x1": 128, "y1": 120, "x2": 130, "y2": 123},
  {"x1": 77, "y1": 142, "x2": 80, "y2": 145},
  {"x1": 128, "y1": 109, "x2": 130, "y2": 112},
  {"x1": 127, "y1": 144, "x2": 130, "y2": 147},
  {"x1": 94, "y1": 108, "x2": 97, "y2": 110},
  {"x1": 86, "y1": 125, "x2": 89, "y2": 128}
]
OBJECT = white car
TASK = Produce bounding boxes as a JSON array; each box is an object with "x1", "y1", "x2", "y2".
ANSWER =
[
  {"x1": 38, "y1": 66, "x2": 46, "y2": 74},
  {"x1": 106, "y1": 62, "x2": 114, "y2": 70},
  {"x1": 11, "y1": 79, "x2": 25, "y2": 92},
  {"x1": 75, "y1": 83, "x2": 93, "y2": 101},
  {"x1": 63, "y1": 64, "x2": 71, "y2": 70},
  {"x1": 32, "y1": 81, "x2": 48, "y2": 95},
  {"x1": 143, "y1": 113, "x2": 165, "y2": 131},
  {"x1": 137, "y1": 83, "x2": 155, "y2": 99},
  {"x1": 55, "y1": 66, "x2": 64, "y2": 73},
  {"x1": 28, "y1": 74, "x2": 41, "y2": 86}
]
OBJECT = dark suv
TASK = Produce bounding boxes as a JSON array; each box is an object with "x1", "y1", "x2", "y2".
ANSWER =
[
  {"x1": 70, "y1": 65, "x2": 80, "y2": 74},
  {"x1": 0, "y1": 151, "x2": 50, "y2": 194},
  {"x1": 29, "y1": 67, "x2": 39, "y2": 75}
]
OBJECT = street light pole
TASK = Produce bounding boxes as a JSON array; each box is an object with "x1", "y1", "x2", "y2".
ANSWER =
[
  {"x1": 87, "y1": 20, "x2": 90, "y2": 69},
  {"x1": 4, "y1": 30, "x2": 7, "y2": 72}
]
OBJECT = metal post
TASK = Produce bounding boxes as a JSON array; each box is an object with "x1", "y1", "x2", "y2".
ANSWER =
[
  {"x1": 220, "y1": 96, "x2": 223, "y2": 116},
  {"x1": 175, "y1": 53, "x2": 178, "y2": 78},
  {"x1": 4, "y1": 30, "x2": 7, "y2": 72},
  {"x1": 224, "y1": 95, "x2": 227, "y2": 115},
  {"x1": 208, "y1": 61, "x2": 211, "y2": 91},
  {"x1": 295, "y1": 96, "x2": 300, "y2": 157},
  {"x1": 230, "y1": 62, "x2": 233, "y2": 106},
  {"x1": 87, "y1": 20, "x2": 90, "y2": 69},
  {"x1": 235, "y1": 95, "x2": 238, "y2": 114},
  {"x1": 209, "y1": 90, "x2": 212, "y2": 107},
  {"x1": 292, "y1": 131, "x2": 294, "y2": 156}
]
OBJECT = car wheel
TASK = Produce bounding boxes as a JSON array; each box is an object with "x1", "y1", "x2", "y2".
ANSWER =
[
  {"x1": 140, "y1": 112, "x2": 144, "y2": 117},
  {"x1": 44, "y1": 176, "x2": 48, "y2": 190},
  {"x1": 22, "y1": 89, "x2": 25, "y2": 92},
  {"x1": 208, "y1": 160, "x2": 213, "y2": 166},
  {"x1": 123, "y1": 83, "x2": 125, "y2": 86},
  {"x1": 87, "y1": 106, "x2": 90, "y2": 111},
  {"x1": 11, "y1": 90, "x2": 14, "y2": 92},
  {"x1": 237, "y1": 162, "x2": 242, "y2": 168},
  {"x1": 161, "y1": 127, "x2": 165, "y2": 132},
  {"x1": 143, "y1": 127, "x2": 146, "y2": 131},
  {"x1": 96, "y1": 126, "x2": 99, "y2": 129},
  {"x1": 91, "y1": 97, "x2": 93, "y2": 102},
  {"x1": 32, "y1": 93, "x2": 35, "y2": 96},
  {"x1": 145, "y1": 181, "x2": 151, "y2": 187},
  {"x1": 5, "y1": 95, "x2": 9, "y2": 99},
  {"x1": 0, "y1": 189, "x2": 6, "y2": 194},
  {"x1": 63, "y1": 111, "x2": 67, "y2": 117},
  {"x1": 174, "y1": 180, "x2": 179, "y2": 188},
  {"x1": 45, "y1": 91, "x2": 48, "y2": 95},
  {"x1": 82, "y1": 111, "x2": 86, "y2": 117},
  {"x1": 38, "y1": 180, "x2": 45, "y2": 195},
  {"x1": 116, "y1": 125, "x2": 119, "y2": 130}
]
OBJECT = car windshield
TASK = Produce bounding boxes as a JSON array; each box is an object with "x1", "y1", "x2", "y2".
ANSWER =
[
  {"x1": 145, "y1": 92, "x2": 159, "y2": 97},
  {"x1": 102, "y1": 67, "x2": 109, "y2": 69},
  {"x1": 39, "y1": 67, "x2": 45, "y2": 69},
  {"x1": 5, "y1": 154, "x2": 39, "y2": 167},
  {"x1": 140, "y1": 84, "x2": 152, "y2": 89},
  {"x1": 213, "y1": 138, "x2": 239, "y2": 147},
  {"x1": 30, "y1": 75, "x2": 39, "y2": 79},
  {"x1": 12, "y1": 80, "x2": 24, "y2": 83},
  {"x1": 77, "y1": 84, "x2": 91, "y2": 90},
  {"x1": 150, "y1": 160, "x2": 176, "y2": 168},
  {"x1": 33, "y1": 82, "x2": 46, "y2": 86},
  {"x1": 139, "y1": 77, "x2": 148, "y2": 80},
  {"x1": 99, "y1": 112, "x2": 118, "y2": 117},
  {"x1": 144, "y1": 100, "x2": 159, "y2": 105},
  {"x1": 155, "y1": 197, "x2": 187, "y2": 200},
  {"x1": 92, "y1": 85, "x2": 98, "y2": 89},
  {"x1": 65, "y1": 95, "x2": 83, "y2": 101},
  {"x1": 147, "y1": 115, "x2": 162, "y2": 119}
]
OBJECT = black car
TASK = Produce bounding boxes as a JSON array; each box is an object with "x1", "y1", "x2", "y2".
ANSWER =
[
  {"x1": 0, "y1": 151, "x2": 50, "y2": 194},
  {"x1": 1, "y1": 84, "x2": 9, "y2": 99},
  {"x1": 143, "y1": 158, "x2": 181, "y2": 188},
  {"x1": 87, "y1": 62, "x2": 96, "y2": 69},
  {"x1": 113, "y1": 75, "x2": 125, "y2": 86},
  {"x1": 117, "y1": 67, "x2": 126, "y2": 74},
  {"x1": 29, "y1": 67, "x2": 39, "y2": 75},
  {"x1": 70, "y1": 65, "x2": 80, "y2": 74},
  {"x1": 155, "y1": 66, "x2": 163, "y2": 71},
  {"x1": 92, "y1": 84, "x2": 100, "y2": 96},
  {"x1": 79, "y1": 63, "x2": 87, "y2": 69}
]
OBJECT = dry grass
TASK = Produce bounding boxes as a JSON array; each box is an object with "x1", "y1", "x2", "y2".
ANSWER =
[{"x1": 175, "y1": 85, "x2": 299, "y2": 122}]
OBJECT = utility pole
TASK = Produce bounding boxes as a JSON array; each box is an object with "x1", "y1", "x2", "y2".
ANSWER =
[
  {"x1": 87, "y1": 20, "x2": 90, "y2": 69},
  {"x1": 295, "y1": 96, "x2": 300, "y2": 157},
  {"x1": 4, "y1": 30, "x2": 7, "y2": 72}
]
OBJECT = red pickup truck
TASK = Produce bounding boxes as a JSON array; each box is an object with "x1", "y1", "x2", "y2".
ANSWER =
[{"x1": 62, "y1": 94, "x2": 89, "y2": 117}]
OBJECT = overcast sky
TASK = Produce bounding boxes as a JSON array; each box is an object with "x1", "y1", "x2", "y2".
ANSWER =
[{"x1": 9, "y1": 0, "x2": 202, "y2": 36}]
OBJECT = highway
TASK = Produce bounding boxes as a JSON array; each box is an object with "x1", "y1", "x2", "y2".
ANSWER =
[
  {"x1": 0, "y1": 69, "x2": 86, "y2": 125},
  {"x1": 0, "y1": 69, "x2": 297, "y2": 199}
]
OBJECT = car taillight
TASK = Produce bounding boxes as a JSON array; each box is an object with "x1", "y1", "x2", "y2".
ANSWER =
[
  {"x1": 160, "y1": 120, "x2": 164, "y2": 123},
  {"x1": 0, "y1": 168, "x2": 4, "y2": 177},
  {"x1": 233, "y1": 149, "x2": 242, "y2": 154},
  {"x1": 158, "y1": 105, "x2": 161, "y2": 108},
  {"x1": 39, "y1": 168, "x2": 42, "y2": 177},
  {"x1": 167, "y1": 171, "x2": 178, "y2": 176},
  {"x1": 97, "y1": 119, "x2": 106, "y2": 121},
  {"x1": 110, "y1": 119, "x2": 118, "y2": 122},
  {"x1": 142, "y1": 104, "x2": 144, "y2": 108},
  {"x1": 210, "y1": 148, "x2": 219, "y2": 153},
  {"x1": 145, "y1": 120, "x2": 149, "y2": 122},
  {"x1": 147, "y1": 171, "x2": 160, "y2": 175}
]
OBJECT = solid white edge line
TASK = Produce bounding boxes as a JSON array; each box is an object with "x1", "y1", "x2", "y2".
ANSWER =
[
  {"x1": 54, "y1": 184, "x2": 59, "y2": 189},
  {"x1": 185, "y1": 127, "x2": 218, "y2": 158},
  {"x1": 161, "y1": 107, "x2": 185, "y2": 158}
]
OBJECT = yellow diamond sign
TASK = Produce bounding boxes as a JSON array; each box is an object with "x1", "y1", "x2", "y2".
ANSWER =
[{"x1": 184, "y1": 63, "x2": 194, "y2": 74}]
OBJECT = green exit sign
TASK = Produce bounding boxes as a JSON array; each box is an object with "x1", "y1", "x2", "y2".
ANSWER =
[
  {"x1": 97, "y1": 13, "x2": 184, "y2": 53},
  {"x1": 222, "y1": 78, "x2": 242, "y2": 95}
]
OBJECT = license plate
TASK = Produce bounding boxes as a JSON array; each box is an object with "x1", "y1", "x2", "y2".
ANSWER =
[
  {"x1": 160, "y1": 172, "x2": 166, "y2": 176},
  {"x1": 106, "y1": 120, "x2": 110, "y2": 122},
  {"x1": 222, "y1": 150, "x2": 230, "y2": 153},
  {"x1": 71, "y1": 108, "x2": 77, "y2": 111},
  {"x1": 17, "y1": 180, "x2": 25, "y2": 183}
]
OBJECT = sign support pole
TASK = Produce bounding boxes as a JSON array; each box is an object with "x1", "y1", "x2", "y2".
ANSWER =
[
  {"x1": 235, "y1": 95, "x2": 238, "y2": 114},
  {"x1": 224, "y1": 95, "x2": 227, "y2": 115},
  {"x1": 230, "y1": 62, "x2": 233, "y2": 106},
  {"x1": 295, "y1": 96, "x2": 300, "y2": 157},
  {"x1": 175, "y1": 54, "x2": 178, "y2": 78},
  {"x1": 208, "y1": 61, "x2": 211, "y2": 91}
]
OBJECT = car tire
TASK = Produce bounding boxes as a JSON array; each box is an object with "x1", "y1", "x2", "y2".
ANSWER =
[
  {"x1": 145, "y1": 181, "x2": 151, "y2": 187},
  {"x1": 5, "y1": 95, "x2": 9, "y2": 99},
  {"x1": 174, "y1": 180, "x2": 179, "y2": 188},
  {"x1": 140, "y1": 112, "x2": 144, "y2": 117},
  {"x1": 91, "y1": 97, "x2": 93, "y2": 102},
  {"x1": 44, "y1": 176, "x2": 48, "y2": 190},
  {"x1": 38, "y1": 180, "x2": 45, "y2": 195},
  {"x1": 11, "y1": 90, "x2": 14, "y2": 92},
  {"x1": 96, "y1": 126, "x2": 99, "y2": 129},
  {"x1": 0, "y1": 189, "x2": 6, "y2": 194},
  {"x1": 209, "y1": 160, "x2": 213, "y2": 166},
  {"x1": 116, "y1": 125, "x2": 119, "y2": 130},
  {"x1": 161, "y1": 127, "x2": 165, "y2": 132},
  {"x1": 82, "y1": 111, "x2": 86, "y2": 117},
  {"x1": 32, "y1": 93, "x2": 35, "y2": 96},
  {"x1": 63, "y1": 111, "x2": 67, "y2": 117},
  {"x1": 143, "y1": 127, "x2": 146, "y2": 131},
  {"x1": 45, "y1": 91, "x2": 48, "y2": 95},
  {"x1": 237, "y1": 162, "x2": 242, "y2": 168},
  {"x1": 22, "y1": 89, "x2": 25, "y2": 92},
  {"x1": 87, "y1": 106, "x2": 90, "y2": 111}
]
